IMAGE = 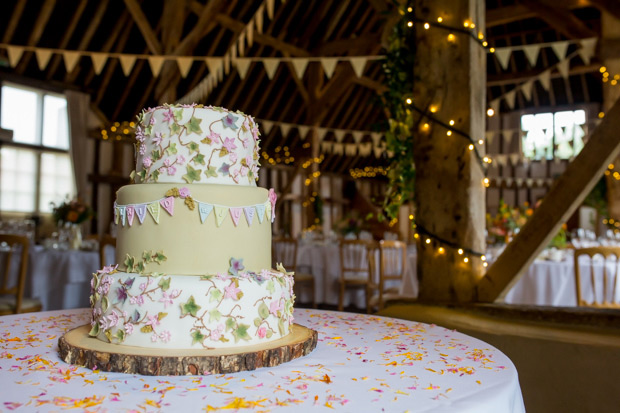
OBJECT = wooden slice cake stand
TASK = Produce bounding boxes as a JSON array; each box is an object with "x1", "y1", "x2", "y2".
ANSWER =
[{"x1": 58, "y1": 324, "x2": 318, "y2": 376}]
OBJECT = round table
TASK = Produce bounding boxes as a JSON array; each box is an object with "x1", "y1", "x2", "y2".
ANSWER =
[{"x1": 0, "y1": 308, "x2": 524, "y2": 412}]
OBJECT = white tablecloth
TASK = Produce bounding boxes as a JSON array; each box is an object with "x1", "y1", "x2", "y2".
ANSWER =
[
  {"x1": 2, "y1": 245, "x2": 100, "y2": 311},
  {"x1": 294, "y1": 243, "x2": 418, "y2": 308},
  {"x1": 0, "y1": 308, "x2": 524, "y2": 412}
]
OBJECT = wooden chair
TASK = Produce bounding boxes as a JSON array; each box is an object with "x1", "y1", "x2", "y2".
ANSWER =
[
  {"x1": 272, "y1": 237, "x2": 316, "y2": 308},
  {"x1": 99, "y1": 234, "x2": 116, "y2": 268},
  {"x1": 574, "y1": 246, "x2": 620, "y2": 308},
  {"x1": 368, "y1": 240, "x2": 408, "y2": 312},
  {"x1": 0, "y1": 234, "x2": 42, "y2": 315},
  {"x1": 338, "y1": 239, "x2": 377, "y2": 313}
]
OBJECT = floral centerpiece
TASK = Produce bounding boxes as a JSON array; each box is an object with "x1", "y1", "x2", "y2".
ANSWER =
[
  {"x1": 334, "y1": 211, "x2": 366, "y2": 238},
  {"x1": 486, "y1": 200, "x2": 533, "y2": 244},
  {"x1": 51, "y1": 197, "x2": 94, "y2": 249}
]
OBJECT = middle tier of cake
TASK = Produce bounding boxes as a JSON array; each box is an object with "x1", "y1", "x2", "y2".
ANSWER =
[{"x1": 114, "y1": 183, "x2": 275, "y2": 275}]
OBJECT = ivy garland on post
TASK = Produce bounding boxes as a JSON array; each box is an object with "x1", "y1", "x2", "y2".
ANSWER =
[{"x1": 380, "y1": 1, "x2": 416, "y2": 222}]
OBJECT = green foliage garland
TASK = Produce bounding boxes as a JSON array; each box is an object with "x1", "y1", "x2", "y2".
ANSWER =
[{"x1": 380, "y1": 1, "x2": 416, "y2": 221}]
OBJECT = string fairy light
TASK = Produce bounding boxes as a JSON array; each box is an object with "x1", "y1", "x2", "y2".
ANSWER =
[{"x1": 100, "y1": 121, "x2": 136, "y2": 142}]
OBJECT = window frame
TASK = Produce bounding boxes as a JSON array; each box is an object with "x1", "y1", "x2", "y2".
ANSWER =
[{"x1": 0, "y1": 81, "x2": 74, "y2": 215}]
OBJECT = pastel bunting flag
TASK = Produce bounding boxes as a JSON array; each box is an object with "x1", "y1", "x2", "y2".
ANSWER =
[
  {"x1": 198, "y1": 202, "x2": 213, "y2": 223},
  {"x1": 264, "y1": 200, "x2": 272, "y2": 222},
  {"x1": 117, "y1": 206, "x2": 127, "y2": 226},
  {"x1": 256, "y1": 203, "x2": 266, "y2": 223},
  {"x1": 244, "y1": 206, "x2": 256, "y2": 226},
  {"x1": 214, "y1": 206, "x2": 228, "y2": 227},
  {"x1": 230, "y1": 207, "x2": 243, "y2": 226},
  {"x1": 126, "y1": 205, "x2": 135, "y2": 226},
  {"x1": 147, "y1": 202, "x2": 160, "y2": 224},
  {"x1": 135, "y1": 204, "x2": 147, "y2": 224},
  {"x1": 160, "y1": 196, "x2": 175, "y2": 216},
  {"x1": 114, "y1": 205, "x2": 119, "y2": 225}
]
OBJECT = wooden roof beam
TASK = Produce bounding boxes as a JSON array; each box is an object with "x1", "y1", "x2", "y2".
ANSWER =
[
  {"x1": 123, "y1": 0, "x2": 163, "y2": 55},
  {"x1": 2, "y1": 1, "x2": 27, "y2": 43},
  {"x1": 44, "y1": 0, "x2": 88, "y2": 80},
  {"x1": 15, "y1": 0, "x2": 56, "y2": 74},
  {"x1": 517, "y1": 0, "x2": 598, "y2": 39}
]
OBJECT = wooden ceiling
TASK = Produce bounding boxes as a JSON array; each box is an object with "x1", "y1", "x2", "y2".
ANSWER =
[{"x1": 0, "y1": 0, "x2": 613, "y2": 174}]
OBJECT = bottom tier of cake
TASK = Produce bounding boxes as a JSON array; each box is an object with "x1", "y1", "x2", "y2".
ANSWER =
[{"x1": 89, "y1": 266, "x2": 295, "y2": 349}]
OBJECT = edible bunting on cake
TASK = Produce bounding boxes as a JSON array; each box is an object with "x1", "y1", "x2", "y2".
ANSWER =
[
  {"x1": 243, "y1": 206, "x2": 256, "y2": 226},
  {"x1": 126, "y1": 205, "x2": 135, "y2": 226},
  {"x1": 135, "y1": 204, "x2": 147, "y2": 224},
  {"x1": 147, "y1": 202, "x2": 160, "y2": 224},
  {"x1": 113, "y1": 203, "x2": 119, "y2": 225},
  {"x1": 256, "y1": 203, "x2": 266, "y2": 223},
  {"x1": 229, "y1": 207, "x2": 243, "y2": 226},
  {"x1": 214, "y1": 205, "x2": 227, "y2": 227},
  {"x1": 118, "y1": 205, "x2": 127, "y2": 226},
  {"x1": 198, "y1": 202, "x2": 213, "y2": 223},
  {"x1": 264, "y1": 200, "x2": 272, "y2": 222},
  {"x1": 160, "y1": 196, "x2": 175, "y2": 216}
]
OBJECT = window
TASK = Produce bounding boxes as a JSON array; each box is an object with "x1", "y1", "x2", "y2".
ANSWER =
[
  {"x1": 0, "y1": 83, "x2": 75, "y2": 214},
  {"x1": 521, "y1": 109, "x2": 586, "y2": 161}
]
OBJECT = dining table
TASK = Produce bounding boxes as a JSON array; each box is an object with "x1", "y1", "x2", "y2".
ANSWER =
[{"x1": 0, "y1": 308, "x2": 524, "y2": 412}]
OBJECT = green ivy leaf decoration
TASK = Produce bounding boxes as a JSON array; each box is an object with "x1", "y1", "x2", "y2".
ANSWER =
[
  {"x1": 124, "y1": 254, "x2": 135, "y2": 272},
  {"x1": 219, "y1": 336, "x2": 229, "y2": 343},
  {"x1": 278, "y1": 319, "x2": 285, "y2": 335},
  {"x1": 180, "y1": 296, "x2": 201, "y2": 317},
  {"x1": 191, "y1": 329, "x2": 205, "y2": 345},
  {"x1": 210, "y1": 289, "x2": 223, "y2": 303},
  {"x1": 205, "y1": 166, "x2": 218, "y2": 178},
  {"x1": 101, "y1": 296, "x2": 109, "y2": 312},
  {"x1": 158, "y1": 277, "x2": 171, "y2": 291},
  {"x1": 232, "y1": 324, "x2": 251, "y2": 342},
  {"x1": 192, "y1": 153, "x2": 205, "y2": 165},
  {"x1": 225, "y1": 317, "x2": 236, "y2": 331},
  {"x1": 135, "y1": 261, "x2": 145, "y2": 274},
  {"x1": 140, "y1": 325, "x2": 153, "y2": 333},
  {"x1": 219, "y1": 147, "x2": 229, "y2": 158},
  {"x1": 170, "y1": 122, "x2": 181, "y2": 136},
  {"x1": 166, "y1": 143, "x2": 178, "y2": 155},
  {"x1": 144, "y1": 125, "x2": 153, "y2": 136},
  {"x1": 258, "y1": 302, "x2": 269, "y2": 319},
  {"x1": 209, "y1": 309, "x2": 222, "y2": 322},
  {"x1": 183, "y1": 164, "x2": 202, "y2": 183},
  {"x1": 186, "y1": 116, "x2": 203, "y2": 135},
  {"x1": 151, "y1": 149, "x2": 161, "y2": 161},
  {"x1": 253, "y1": 317, "x2": 262, "y2": 327},
  {"x1": 88, "y1": 323, "x2": 100, "y2": 337},
  {"x1": 138, "y1": 169, "x2": 147, "y2": 183},
  {"x1": 173, "y1": 108, "x2": 184, "y2": 122},
  {"x1": 142, "y1": 251, "x2": 153, "y2": 263},
  {"x1": 154, "y1": 251, "x2": 167, "y2": 264},
  {"x1": 188, "y1": 141, "x2": 200, "y2": 154},
  {"x1": 266, "y1": 280, "x2": 275, "y2": 294},
  {"x1": 104, "y1": 329, "x2": 112, "y2": 343},
  {"x1": 157, "y1": 312, "x2": 168, "y2": 321},
  {"x1": 266, "y1": 330, "x2": 273, "y2": 338},
  {"x1": 152, "y1": 169, "x2": 160, "y2": 182},
  {"x1": 115, "y1": 329, "x2": 125, "y2": 342}
]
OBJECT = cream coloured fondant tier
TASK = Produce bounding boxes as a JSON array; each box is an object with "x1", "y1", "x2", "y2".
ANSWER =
[
  {"x1": 114, "y1": 183, "x2": 275, "y2": 275},
  {"x1": 133, "y1": 104, "x2": 260, "y2": 186},
  {"x1": 90, "y1": 266, "x2": 294, "y2": 349}
]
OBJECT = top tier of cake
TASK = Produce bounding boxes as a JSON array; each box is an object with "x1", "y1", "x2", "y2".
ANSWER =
[{"x1": 133, "y1": 104, "x2": 261, "y2": 186}]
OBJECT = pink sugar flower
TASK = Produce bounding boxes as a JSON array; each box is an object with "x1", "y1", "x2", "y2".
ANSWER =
[
  {"x1": 167, "y1": 165, "x2": 177, "y2": 175},
  {"x1": 224, "y1": 282, "x2": 241, "y2": 300},
  {"x1": 139, "y1": 144, "x2": 146, "y2": 155},
  {"x1": 176, "y1": 155, "x2": 186, "y2": 165},
  {"x1": 150, "y1": 116, "x2": 156, "y2": 125},
  {"x1": 135, "y1": 126, "x2": 145, "y2": 142},
  {"x1": 210, "y1": 324, "x2": 224, "y2": 341},
  {"x1": 125, "y1": 323, "x2": 134, "y2": 334},
  {"x1": 164, "y1": 158, "x2": 171, "y2": 167},
  {"x1": 269, "y1": 300, "x2": 281, "y2": 315},
  {"x1": 229, "y1": 152, "x2": 238, "y2": 164},
  {"x1": 152, "y1": 132, "x2": 163, "y2": 145},
  {"x1": 222, "y1": 137, "x2": 237, "y2": 153},
  {"x1": 145, "y1": 314, "x2": 160, "y2": 327},
  {"x1": 162, "y1": 109, "x2": 174, "y2": 123},
  {"x1": 239, "y1": 166, "x2": 248, "y2": 177},
  {"x1": 159, "y1": 291, "x2": 174, "y2": 308},
  {"x1": 159, "y1": 330, "x2": 171, "y2": 343},
  {"x1": 151, "y1": 333, "x2": 158, "y2": 342},
  {"x1": 257, "y1": 326, "x2": 267, "y2": 338},
  {"x1": 142, "y1": 156, "x2": 153, "y2": 168},
  {"x1": 178, "y1": 187, "x2": 190, "y2": 198},
  {"x1": 97, "y1": 264, "x2": 118, "y2": 274}
]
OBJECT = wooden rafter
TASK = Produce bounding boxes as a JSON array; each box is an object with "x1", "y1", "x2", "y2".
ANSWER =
[
  {"x1": 2, "y1": 1, "x2": 27, "y2": 43},
  {"x1": 15, "y1": 0, "x2": 56, "y2": 74},
  {"x1": 518, "y1": 0, "x2": 597, "y2": 39},
  {"x1": 123, "y1": 0, "x2": 163, "y2": 55}
]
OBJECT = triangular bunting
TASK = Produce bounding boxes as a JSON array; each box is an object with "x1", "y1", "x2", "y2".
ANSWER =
[
  {"x1": 265, "y1": 200, "x2": 272, "y2": 222},
  {"x1": 557, "y1": 59, "x2": 570, "y2": 79},
  {"x1": 373, "y1": 145, "x2": 384, "y2": 158},
  {"x1": 262, "y1": 120, "x2": 273, "y2": 135},
  {"x1": 6, "y1": 45, "x2": 24, "y2": 67},
  {"x1": 205, "y1": 57, "x2": 222, "y2": 75},
  {"x1": 280, "y1": 123, "x2": 291, "y2": 137},
  {"x1": 119, "y1": 55, "x2": 136, "y2": 76},
  {"x1": 291, "y1": 58, "x2": 308, "y2": 80},
  {"x1": 298, "y1": 125, "x2": 310, "y2": 140},
  {"x1": 214, "y1": 205, "x2": 227, "y2": 227},
  {"x1": 91, "y1": 53, "x2": 108, "y2": 75},
  {"x1": 316, "y1": 127, "x2": 328, "y2": 141},
  {"x1": 126, "y1": 205, "x2": 135, "y2": 227},
  {"x1": 118, "y1": 206, "x2": 127, "y2": 226},
  {"x1": 246, "y1": 19, "x2": 254, "y2": 47},
  {"x1": 538, "y1": 70, "x2": 551, "y2": 91},
  {"x1": 525, "y1": 178, "x2": 533, "y2": 187},
  {"x1": 502, "y1": 130, "x2": 514, "y2": 146},
  {"x1": 510, "y1": 154, "x2": 521, "y2": 166},
  {"x1": 334, "y1": 130, "x2": 346, "y2": 143},
  {"x1": 345, "y1": 143, "x2": 357, "y2": 156},
  {"x1": 62, "y1": 51, "x2": 81, "y2": 72},
  {"x1": 522, "y1": 45, "x2": 540, "y2": 67},
  {"x1": 321, "y1": 58, "x2": 338, "y2": 79},
  {"x1": 262, "y1": 58, "x2": 279, "y2": 79},
  {"x1": 114, "y1": 205, "x2": 120, "y2": 225},
  {"x1": 230, "y1": 207, "x2": 243, "y2": 226},
  {"x1": 160, "y1": 196, "x2": 175, "y2": 216},
  {"x1": 266, "y1": 0, "x2": 275, "y2": 19},
  {"x1": 135, "y1": 204, "x2": 147, "y2": 224},
  {"x1": 176, "y1": 57, "x2": 193, "y2": 78},
  {"x1": 370, "y1": 132, "x2": 382, "y2": 146},
  {"x1": 320, "y1": 141, "x2": 332, "y2": 153},
  {"x1": 550, "y1": 41, "x2": 569, "y2": 60},
  {"x1": 485, "y1": 130, "x2": 495, "y2": 146},
  {"x1": 349, "y1": 57, "x2": 366, "y2": 77},
  {"x1": 255, "y1": 4, "x2": 264, "y2": 34},
  {"x1": 224, "y1": 52, "x2": 231, "y2": 75},
  {"x1": 147, "y1": 56, "x2": 165, "y2": 77},
  {"x1": 578, "y1": 38, "x2": 597, "y2": 65},
  {"x1": 244, "y1": 206, "x2": 256, "y2": 226},
  {"x1": 198, "y1": 202, "x2": 213, "y2": 223},
  {"x1": 504, "y1": 90, "x2": 516, "y2": 109},
  {"x1": 505, "y1": 177, "x2": 513, "y2": 187},
  {"x1": 352, "y1": 131, "x2": 364, "y2": 144},
  {"x1": 494, "y1": 48, "x2": 511, "y2": 70},
  {"x1": 256, "y1": 203, "x2": 266, "y2": 223},
  {"x1": 520, "y1": 80, "x2": 533, "y2": 101},
  {"x1": 332, "y1": 142, "x2": 344, "y2": 155},
  {"x1": 490, "y1": 99, "x2": 500, "y2": 115},
  {"x1": 236, "y1": 58, "x2": 251, "y2": 79},
  {"x1": 147, "y1": 202, "x2": 160, "y2": 224},
  {"x1": 34, "y1": 49, "x2": 53, "y2": 70}
]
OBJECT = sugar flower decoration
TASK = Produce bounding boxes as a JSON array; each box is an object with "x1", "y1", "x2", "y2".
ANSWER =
[
  {"x1": 224, "y1": 282, "x2": 242, "y2": 300},
  {"x1": 222, "y1": 113, "x2": 239, "y2": 130},
  {"x1": 222, "y1": 137, "x2": 237, "y2": 153},
  {"x1": 142, "y1": 156, "x2": 153, "y2": 168},
  {"x1": 162, "y1": 109, "x2": 174, "y2": 123},
  {"x1": 178, "y1": 187, "x2": 190, "y2": 198},
  {"x1": 228, "y1": 257, "x2": 245, "y2": 276}
]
